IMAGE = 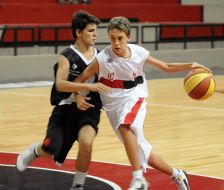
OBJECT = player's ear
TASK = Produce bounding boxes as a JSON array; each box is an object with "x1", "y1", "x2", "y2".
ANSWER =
[
  {"x1": 76, "y1": 29, "x2": 81, "y2": 37},
  {"x1": 127, "y1": 35, "x2": 131, "y2": 41}
]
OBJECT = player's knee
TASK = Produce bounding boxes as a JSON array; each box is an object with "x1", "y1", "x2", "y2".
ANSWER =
[
  {"x1": 79, "y1": 140, "x2": 93, "y2": 154},
  {"x1": 119, "y1": 124, "x2": 129, "y2": 133},
  {"x1": 148, "y1": 152, "x2": 160, "y2": 165}
]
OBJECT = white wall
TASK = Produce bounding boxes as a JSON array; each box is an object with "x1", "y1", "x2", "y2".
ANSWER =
[
  {"x1": 203, "y1": 5, "x2": 224, "y2": 23},
  {"x1": 144, "y1": 48, "x2": 224, "y2": 79},
  {"x1": 0, "y1": 55, "x2": 57, "y2": 83},
  {"x1": 0, "y1": 48, "x2": 223, "y2": 83},
  {"x1": 181, "y1": 0, "x2": 224, "y2": 4}
]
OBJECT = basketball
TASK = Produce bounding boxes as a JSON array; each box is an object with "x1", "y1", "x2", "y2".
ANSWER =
[{"x1": 184, "y1": 69, "x2": 216, "y2": 100}]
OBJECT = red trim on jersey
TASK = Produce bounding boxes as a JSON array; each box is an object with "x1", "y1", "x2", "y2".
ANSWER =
[
  {"x1": 99, "y1": 76, "x2": 143, "y2": 89},
  {"x1": 99, "y1": 77, "x2": 124, "y2": 88},
  {"x1": 123, "y1": 98, "x2": 144, "y2": 125}
]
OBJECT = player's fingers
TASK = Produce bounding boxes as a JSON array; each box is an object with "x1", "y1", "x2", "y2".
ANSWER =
[
  {"x1": 98, "y1": 83, "x2": 111, "y2": 93},
  {"x1": 79, "y1": 102, "x2": 94, "y2": 110},
  {"x1": 84, "y1": 102, "x2": 94, "y2": 108},
  {"x1": 84, "y1": 97, "x2": 91, "y2": 101},
  {"x1": 79, "y1": 107, "x2": 87, "y2": 111},
  {"x1": 77, "y1": 105, "x2": 85, "y2": 111},
  {"x1": 200, "y1": 66, "x2": 211, "y2": 73},
  {"x1": 78, "y1": 104, "x2": 90, "y2": 111}
]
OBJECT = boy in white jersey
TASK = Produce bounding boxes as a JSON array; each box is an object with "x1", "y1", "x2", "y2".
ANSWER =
[{"x1": 75, "y1": 16, "x2": 211, "y2": 190}]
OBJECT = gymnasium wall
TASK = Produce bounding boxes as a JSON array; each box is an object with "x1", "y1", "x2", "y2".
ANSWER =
[
  {"x1": 0, "y1": 4, "x2": 202, "y2": 24},
  {"x1": 0, "y1": 48, "x2": 223, "y2": 83},
  {"x1": 181, "y1": 0, "x2": 224, "y2": 23},
  {"x1": 203, "y1": 5, "x2": 224, "y2": 23},
  {"x1": 0, "y1": 0, "x2": 55, "y2": 3},
  {"x1": 181, "y1": 0, "x2": 224, "y2": 5},
  {"x1": 91, "y1": 0, "x2": 179, "y2": 3}
]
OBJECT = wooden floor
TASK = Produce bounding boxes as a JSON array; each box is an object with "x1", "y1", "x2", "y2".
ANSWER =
[{"x1": 0, "y1": 76, "x2": 223, "y2": 179}]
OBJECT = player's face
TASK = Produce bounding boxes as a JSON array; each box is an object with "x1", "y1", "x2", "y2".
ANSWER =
[
  {"x1": 108, "y1": 29, "x2": 130, "y2": 57},
  {"x1": 78, "y1": 23, "x2": 97, "y2": 46}
]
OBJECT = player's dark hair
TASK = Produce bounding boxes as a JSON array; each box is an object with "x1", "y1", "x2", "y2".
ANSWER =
[{"x1": 71, "y1": 10, "x2": 101, "y2": 40}]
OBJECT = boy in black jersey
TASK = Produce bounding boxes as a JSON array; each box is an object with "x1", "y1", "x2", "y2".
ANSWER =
[{"x1": 16, "y1": 10, "x2": 109, "y2": 190}]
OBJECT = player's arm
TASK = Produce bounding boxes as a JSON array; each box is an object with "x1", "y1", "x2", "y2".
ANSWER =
[
  {"x1": 55, "y1": 55, "x2": 103, "y2": 92},
  {"x1": 215, "y1": 88, "x2": 224, "y2": 93},
  {"x1": 75, "y1": 58, "x2": 111, "y2": 93},
  {"x1": 145, "y1": 55, "x2": 211, "y2": 73},
  {"x1": 75, "y1": 58, "x2": 99, "y2": 82},
  {"x1": 75, "y1": 94, "x2": 94, "y2": 111},
  {"x1": 74, "y1": 58, "x2": 103, "y2": 110}
]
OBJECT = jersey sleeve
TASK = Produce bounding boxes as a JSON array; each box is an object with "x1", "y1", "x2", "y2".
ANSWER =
[{"x1": 137, "y1": 45, "x2": 150, "y2": 64}]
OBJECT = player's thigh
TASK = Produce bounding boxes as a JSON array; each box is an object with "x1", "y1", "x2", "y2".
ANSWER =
[
  {"x1": 42, "y1": 105, "x2": 70, "y2": 154},
  {"x1": 78, "y1": 107, "x2": 100, "y2": 130},
  {"x1": 76, "y1": 108, "x2": 101, "y2": 143}
]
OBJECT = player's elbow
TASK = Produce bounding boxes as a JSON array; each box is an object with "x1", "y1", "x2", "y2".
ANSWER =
[{"x1": 160, "y1": 66, "x2": 172, "y2": 73}]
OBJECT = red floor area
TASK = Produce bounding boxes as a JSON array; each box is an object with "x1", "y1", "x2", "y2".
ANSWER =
[{"x1": 0, "y1": 152, "x2": 224, "y2": 190}]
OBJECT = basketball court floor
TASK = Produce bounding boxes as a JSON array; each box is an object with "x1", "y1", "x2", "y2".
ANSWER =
[{"x1": 0, "y1": 76, "x2": 224, "y2": 190}]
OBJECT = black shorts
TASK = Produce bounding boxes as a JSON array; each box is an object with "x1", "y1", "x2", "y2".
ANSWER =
[{"x1": 41, "y1": 103, "x2": 101, "y2": 164}]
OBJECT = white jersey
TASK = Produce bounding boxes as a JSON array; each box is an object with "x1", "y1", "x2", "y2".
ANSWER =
[
  {"x1": 96, "y1": 43, "x2": 149, "y2": 111},
  {"x1": 96, "y1": 44, "x2": 152, "y2": 171}
]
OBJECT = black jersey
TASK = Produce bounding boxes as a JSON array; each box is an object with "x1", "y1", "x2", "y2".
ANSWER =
[{"x1": 50, "y1": 46, "x2": 102, "y2": 109}]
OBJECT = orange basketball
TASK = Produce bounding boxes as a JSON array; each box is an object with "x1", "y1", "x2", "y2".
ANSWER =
[{"x1": 184, "y1": 69, "x2": 216, "y2": 100}]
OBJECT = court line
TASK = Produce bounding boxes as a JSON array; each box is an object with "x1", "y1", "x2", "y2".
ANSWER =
[
  {"x1": 0, "y1": 164, "x2": 122, "y2": 190},
  {"x1": 149, "y1": 103, "x2": 224, "y2": 111},
  {"x1": 0, "y1": 91, "x2": 49, "y2": 98},
  {"x1": 0, "y1": 81, "x2": 53, "y2": 89},
  {"x1": 1, "y1": 81, "x2": 223, "y2": 111},
  {"x1": 0, "y1": 90, "x2": 223, "y2": 111},
  {"x1": 1, "y1": 157, "x2": 224, "y2": 181}
]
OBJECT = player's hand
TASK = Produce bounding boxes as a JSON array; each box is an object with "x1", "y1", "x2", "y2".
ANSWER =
[
  {"x1": 75, "y1": 94, "x2": 94, "y2": 111},
  {"x1": 190, "y1": 62, "x2": 212, "y2": 73},
  {"x1": 89, "y1": 82, "x2": 111, "y2": 93}
]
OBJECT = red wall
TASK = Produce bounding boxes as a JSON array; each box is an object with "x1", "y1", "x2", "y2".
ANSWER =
[
  {"x1": 0, "y1": 4, "x2": 202, "y2": 24},
  {"x1": 0, "y1": 0, "x2": 55, "y2": 3},
  {"x1": 91, "y1": 0, "x2": 179, "y2": 4},
  {"x1": 161, "y1": 25, "x2": 224, "y2": 40},
  {"x1": 0, "y1": 0, "x2": 207, "y2": 43}
]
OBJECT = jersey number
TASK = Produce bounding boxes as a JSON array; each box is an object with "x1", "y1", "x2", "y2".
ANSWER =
[{"x1": 107, "y1": 73, "x2": 114, "y2": 80}]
